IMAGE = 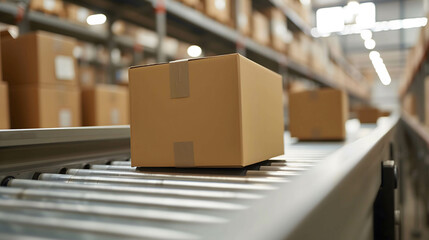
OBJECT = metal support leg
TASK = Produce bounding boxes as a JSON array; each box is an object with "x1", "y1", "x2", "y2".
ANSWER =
[
  {"x1": 155, "y1": 0, "x2": 166, "y2": 63},
  {"x1": 374, "y1": 160, "x2": 397, "y2": 240}
]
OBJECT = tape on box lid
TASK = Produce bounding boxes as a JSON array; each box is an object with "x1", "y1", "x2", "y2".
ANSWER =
[
  {"x1": 169, "y1": 59, "x2": 189, "y2": 99},
  {"x1": 174, "y1": 141, "x2": 194, "y2": 167}
]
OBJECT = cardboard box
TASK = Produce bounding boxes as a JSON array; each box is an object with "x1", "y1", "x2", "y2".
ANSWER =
[
  {"x1": 9, "y1": 84, "x2": 81, "y2": 128},
  {"x1": 205, "y1": 0, "x2": 232, "y2": 25},
  {"x1": 236, "y1": 0, "x2": 252, "y2": 36},
  {"x1": 252, "y1": 11, "x2": 270, "y2": 46},
  {"x1": 266, "y1": 8, "x2": 290, "y2": 52},
  {"x1": 30, "y1": 0, "x2": 65, "y2": 17},
  {"x1": 65, "y1": 3, "x2": 93, "y2": 25},
  {"x1": 289, "y1": 88, "x2": 348, "y2": 140},
  {"x1": 82, "y1": 84, "x2": 129, "y2": 126},
  {"x1": 79, "y1": 64, "x2": 96, "y2": 88},
  {"x1": 356, "y1": 107, "x2": 381, "y2": 124},
  {"x1": 1, "y1": 31, "x2": 78, "y2": 87},
  {"x1": 425, "y1": 77, "x2": 429, "y2": 126},
  {"x1": 129, "y1": 53, "x2": 284, "y2": 167},
  {"x1": 179, "y1": 0, "x2": 204, "y2": 11},
  {"x1": 0, "y1": 81, "x2": 9, "y2": 129}
]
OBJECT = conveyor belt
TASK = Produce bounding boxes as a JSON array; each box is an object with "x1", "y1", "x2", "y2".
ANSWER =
[{"x1": 0, "y1": 117, "x2": 400, "y2": 240}]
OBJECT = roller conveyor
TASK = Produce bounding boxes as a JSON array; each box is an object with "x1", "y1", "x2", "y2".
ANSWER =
[{"x1": 0, "y1": 116, "x2": 401, "y2": 240}]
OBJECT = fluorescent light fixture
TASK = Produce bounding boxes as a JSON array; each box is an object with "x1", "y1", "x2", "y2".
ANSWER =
[
  {"x1": 316, "y1": 7, "x2": 345, "y2": 34},
  {"x1": 187, "y1": 45, "x2": 202, "y2": 58},
  {"x1": 369, "y1": 52, "x2": 391, "y2": 86},
  {"x1": 369, "y1": 51, "x2": 380, "y2": 61},
  {"x1": 355, "y1": 3, "x2": 376, "y2": 29},
  {"x1": 86, "y1": 14, "x2": 106, "y2": 25},
  {"x1": 360, "y1": 30, "x2": 372, "y2": 40},
  {"x1": 364, "y1": 39, "x2": 376, "y2": 49}
]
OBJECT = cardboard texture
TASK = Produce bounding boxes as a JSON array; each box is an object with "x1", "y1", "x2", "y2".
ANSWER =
[
  {"x1": 129, "y1": 53, "x2": 284, "y2": 167},
  {"x1": 425, "y1": 77, "x2": 429, "y2": 126},
  {"x1": 236, "y1": 0, "x2": 252, "y2": 36},
  {"x1": 9, "y1": 84, "x2": 81, "y2": 128},
  {"x1": 0, "y1": 81, "x2": 9, "y2": 129},
  {"x1": 179, "y1": 0, "x2": 204, "y2": 11},
  {"x1": 356, "y1": 107, "x2": 381, "y2": 124},
  {"x1": 205, "y1": 0, "x2": 232, "y2": 25},
  {"x1": 82, "y1": 84, "x2": 129, "y2": 126},
  {"x1": 252, "y1": 11, "x2": 270, "y2": 46},
  {"x1": 1, "y1": 31, "x2": 78, "y2": 87},
  {"x1": 266, "y1": 8, "x2": 289, "y2": 52},
  {"x1": 30, "y1": 0, "x2": 65, "y2": 16},
  {"x1": 79, "y1": 64, "x2": 96, "y2": 88},
  {"x1": 289, "y1": 88, "x2": 348, "y2": 140}
]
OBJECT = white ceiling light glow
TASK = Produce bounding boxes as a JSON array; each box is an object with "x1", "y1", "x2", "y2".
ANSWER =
[
  {"x1": 187, "y1": 45, "x2": 202, "y2": 58},
  {"x1": 364, "y1": 39, "x2": 376, "y2": 50},
  {"x1": 369, "y1": 52, "x2": 391, "y2": 86},
  {"x1": 360, "y1": 30, "x2": 372, "y2": 40},
  {"x1": 86, "y1": 14, "x2": 107, "y2": 25}
]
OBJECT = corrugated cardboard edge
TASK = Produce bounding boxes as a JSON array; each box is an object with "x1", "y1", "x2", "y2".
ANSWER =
[{"x1": 236, "y1": 54, "x2": 244, "y2": 166}]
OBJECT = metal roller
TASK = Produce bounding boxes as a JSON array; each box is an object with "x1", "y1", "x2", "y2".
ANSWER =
[
  {"x1": 38, "y1": 174, "x2": 276, "y2": 192},
  {"x1": 259, "y1": 166, "x2": 309, "y2": 171},
  {"x1": 66, "y1": 168, "x2": 286, "y2": 184},
  {"x1": 90, "y1": 165, "x2": 137, "y2": 171},
  {"x1": 246, "y1": 170, "x2": 298, "y2": 177},
  {"x1": 269, "y1": 162, "x2": 315, "y2": 167},
  {"x1": 0, "y1": 211, "x2": 198, "y2": 240},
  {"x1": 9, "y1": 179, "x2": 262, "y2": 202},
  {"x1": 110, "y1": 161, "x2": 132, "y2": 166}
]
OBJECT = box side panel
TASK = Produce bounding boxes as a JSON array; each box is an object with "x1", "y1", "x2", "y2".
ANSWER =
[
  {"x1": 0, "y1": 82, "x2": 10, "y2": 129},
  {"x1": 239, "y1": 56, "x2": 284, "y2": 166},
  {"x1": 94, "y1": 85, "x2": 129, "y2": 126},
  {"x1": 81, "y1": 88, "x2": 96, "y2": 126},
  {"x1": 129, "y1": 55, "x2": 241, "y2": 167},
  {"x1": 289, "y1": 89, "x2": 346, "y2": 140},
  {"x1": 2, "y1": 34, "x2": 39, "y2": 85},
  {"x1": 8, "y1": 85, "x2": 40, "y2": 128}
]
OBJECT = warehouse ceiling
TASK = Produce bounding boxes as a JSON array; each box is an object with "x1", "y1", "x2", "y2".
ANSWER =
[{"x1": 311, "y1": 0, "x2": 425, "y2": 83}]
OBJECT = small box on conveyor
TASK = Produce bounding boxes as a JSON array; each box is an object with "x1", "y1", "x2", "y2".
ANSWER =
[
  {"x1": 289, "y1": 88, "x2": 348, "y2": 140},
  {"x1": 129, "y1": 53, "x2": 284, "y2": 167},
  {"x1": 356, "y1": 106, "x2": 381, "y2": 124}
]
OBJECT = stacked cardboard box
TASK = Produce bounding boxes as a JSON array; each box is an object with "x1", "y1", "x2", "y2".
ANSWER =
[
  {"x1": 0, "y1": 81, "x2": 9, "y2": 129},
  {"x1": 1, "y1": 31, "x2": 81, "y2": 128},
  {"x1": 289, "y1": 88, "x2": 348, "y2": 140},
  {"x1": 425, "y1": 77, "x2": 429, "y2": 126},
  {"x1": 65, "y1": 3, "x2": 93, "y2": 26},
  {"x1": 30, "y1": 0, "x2": 65, "y2": 17},
  {"x1": 205, "y1": 0, "x2": 233, "y2": 26},
  {"x1": 82, "y1": 84, "x2": 129, "y2": 126},
  {"x1": 236, "y1": 0, "x2": 252, "y2": 36},
  {"x1": 78, "y1": 64, "x2": 96, "y2": 88},
  {"x1": 129, "y1": 53, "x2": 284, "y2": 167},
  {"x1": 289, "y1": 33, "x2": 310, "y2": 65},
  {"x1": 252, "y1": 11, "x2": 270, "y2": 46},
  {"x1": 266, "y1": 8, "x2": 291, "y2": 53},
  {"x1": 356, "y1": 106, "x2": 381, "y2": 124}
]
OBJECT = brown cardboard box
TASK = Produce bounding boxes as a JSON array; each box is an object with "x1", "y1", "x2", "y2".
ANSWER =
[
  {"x1": 356, "y1": 107, "x2": 381, "y2": 124},
  {"x1": 205, "y1": 0, "x2": 232, "y2": 25},
  {"x1": 65, "y1": 3, "x2": 93, "y2": 25},
  {"x1": 179, "y1": 0, "x2": 204, "y2": 11},
  {"x1": 0, "y1": 81, "x2": 9, "y2": 129},
  {"x1": 289, "y1": 88, "x2": 348, "y2": 140},
  {"x1": 129, "y1": 53, "x2": 284, "y2": 167},
  {"x1": 82, "y1": 84, "x2": 129, "y2": 126},
  {"x1": 266, "y1": 8, "x2": 289, "y2": 52},
  {"x1": 79, "y1": 64, "x2": 96, "y2": 88},
  {"x1": 252, "y1": 11, "x2": 270, "y2": 46},
  {"x1": 403, "y1": 93, "x2": 417, "y2": 116},
  {"x1": 1, "y1": 31, "x2": 78, "y2": 87},
  {"x1": 30, "y1": 0, "x2": 65, "y2": 17},
  {"x1": 236, "y1": 0, "x2": 252, "y2": 36},
  {"x1": 9, "y1": 84, "x2": 81, "y2": 128}
]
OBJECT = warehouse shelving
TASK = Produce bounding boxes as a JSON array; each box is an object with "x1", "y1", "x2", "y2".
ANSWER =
[{"x1": 0, "y1": 0, "x2": 369, "y2": 101}]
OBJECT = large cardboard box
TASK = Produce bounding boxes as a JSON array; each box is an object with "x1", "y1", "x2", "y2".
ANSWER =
[
  {"x1": 289, "y1": 88, "x2": 348, "y2": 140},
  {"x1": 0, "y1": 81, "x2": 9, "y2": 129},
  {"x1": 1, "y1": 31, "x2": 78, "y2": 87},
  {"x1": 252, "y1": 11, "x2": 270, "y2": 46},
  {"x1": 236, "y1": 0, "x2": 252, "y2": 36},
  {"x1": 78, "y1": 64, "x2": 96, "y2": 88},
  {"x1": 129, "y1": 54, "x2": 284, "y2": 167},
  {"x1": 30, "y1": 0, "x2": 65, "y2": 17},
  {"x1": 65, "y1": 3, "x2": 93, "y2": 25},
  {"x1": 266, "y1": 8, "x2": 290, "y2": 52},
  {"x1": 356, "y1": 106, "x2": 381, "y2": 124},
  {"x1": 205, "y1": 0, "x2": 232, "y2": 25},
  {"x1": 82, "y1": 84, "x2": 129, "y2": 126},
  {"x1": 9, "y1": 84, "x2": 81, "y2": 128}
]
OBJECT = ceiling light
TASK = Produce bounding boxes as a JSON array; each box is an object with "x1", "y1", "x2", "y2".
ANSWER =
[
  {"x1": 360, "y1": 30, "x2": 372, "y2": 40},
  {"x1": 86, "y1": 14, "x2": 107, "y2": 25},
  {"x1": 364, "y1": 39, "x2": 376, "y2": 49},
  {"x1": 369, "y1": 51, "x2": 380, "y2": 61},
  {"x1": 187, "y1": 45, "x2": 202, "y2": 58}
]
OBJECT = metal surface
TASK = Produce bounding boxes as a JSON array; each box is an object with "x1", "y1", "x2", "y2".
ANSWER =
[{"x1": 0, "y1": 116, "x2": 400, "y2": 239}]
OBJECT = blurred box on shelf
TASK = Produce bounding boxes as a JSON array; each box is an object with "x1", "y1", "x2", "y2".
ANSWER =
[
  {"x1": 129, "y1": 53, "x2": 284, "y2": 167},
  {"x1": 0, "y1": 81, "x2": 9, "y2": 129},
  {"x1": 356, "y1": 106, "x2": 381, "y2": 124},
  {"x1": 289, "y1": 88, "x2": 348, "y2": 140},
  {"x1": 403, "y1": 93, "x2": 417, "y2": 116},
  {"x1": 78, "y1": 64, "x2": 96, "y2": 88},
  {"x1": 252, "y1": 11, "x2": 270, "y2": 46},
  {"x1": 65, "y1": 3, "x2": 93, "y2": 25},
  {"x1": 236, "y1": 0, "x2": 252, "y2": 36},
  {"x1": 8, "y1": 84, "x2": 81, "y2": 128},
  {"x1": 205, "y1": 0, "x2": 233, "y2": 26},
  {"x1": 1, "y1": 31, "x2": 78, "y2": 87},
  {"x1": 82, "y1": 84, "x2": 129, "y2": 126},
  {"x1": 179, "y1": 0, "x2": 204, "y2": 11},
  {"x1": 288, "y1": 33, "x2": 309, "y2": 65},
  {"x1": 116, "y1": 67, "x2": 129, "y2": 86},
  {"x1": 425, "y1": 77, "x2": 429, "y2": 126},
  {"x1": 266, "y1": 8, "x2": 291, "y2": 53},
  {"x1": 30, "y1": 0, "x2": 65, "y2": 17}
]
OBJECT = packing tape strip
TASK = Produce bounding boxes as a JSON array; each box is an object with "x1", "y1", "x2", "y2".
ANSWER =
[
  {"x1": 174, "y1": 141, "x2": 195, "y2": 167},
  {"x1": 169, "y1": 59, "x2": 190, "y2": 99}
]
